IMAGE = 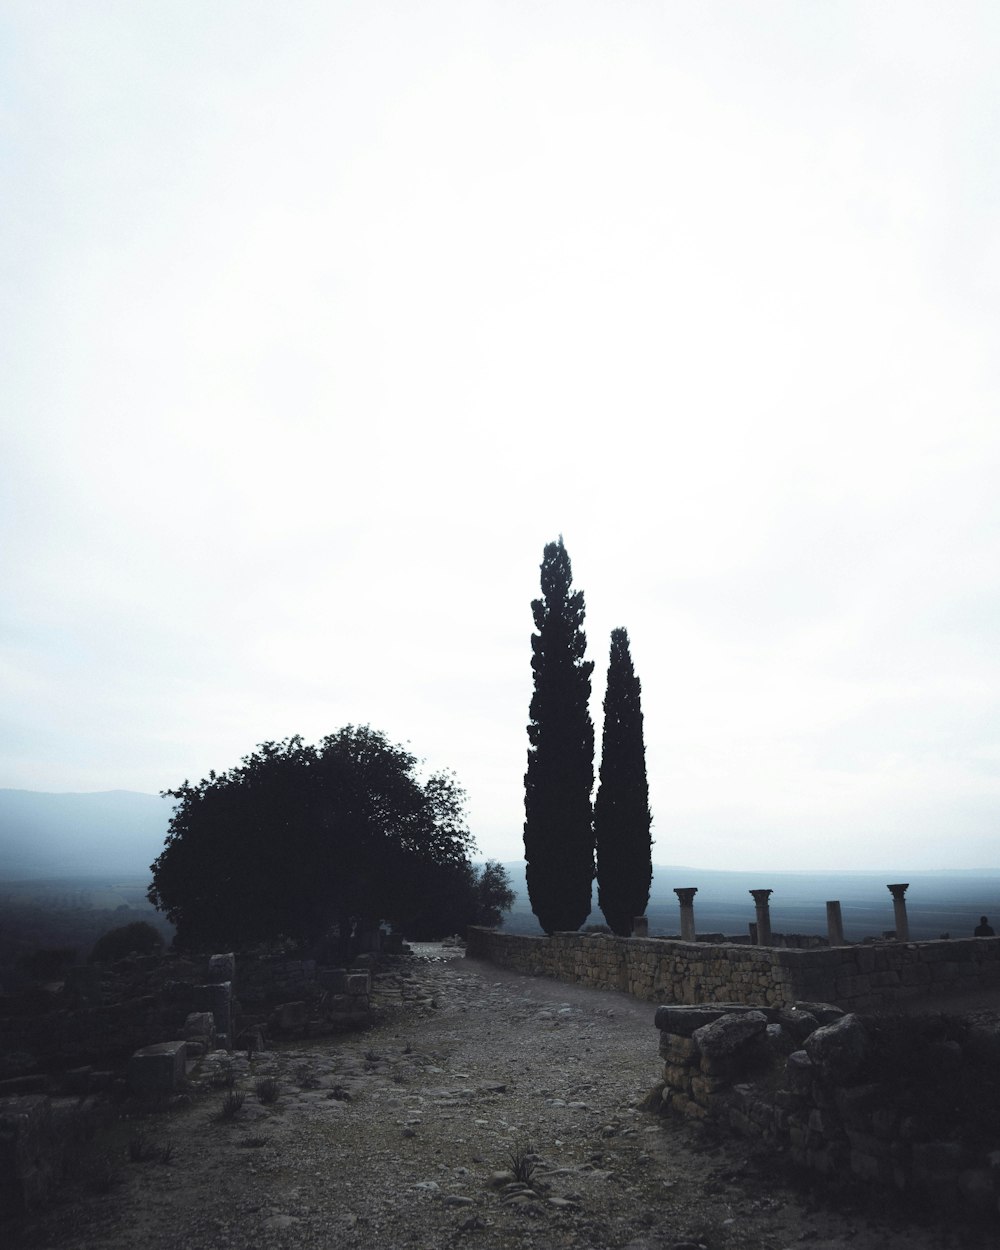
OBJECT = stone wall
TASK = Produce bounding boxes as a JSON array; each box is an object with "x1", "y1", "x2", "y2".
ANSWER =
[
  {"x1": 653, "y1": 1002, "x2": 1000, "y2": 1217},
  {"x1": 0, "y1": 951, "x2": 373, "y2": 1083},
  {"x1": 466, "y1": 928, "x2": 1000, "y2": 1010}
]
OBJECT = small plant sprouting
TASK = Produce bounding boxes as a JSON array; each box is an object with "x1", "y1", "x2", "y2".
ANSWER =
[
  {"x1": 294, "y1": 1063, "x2": 321, "y2": 1090},
  {"x1": 88, "y1": 1151, "x2": 121, "y2": 1193},
  {"x1": 255, "y1": 1076, "x2": 280, "y2": 1105},
  {"x1": 220, "y1": 1089, "x2": 246, "y2": 1119},
  {"x1": 328, "y1": 1084, "x2": 351, "y2": 1101},
  {"x1": 364, "y1": 1049, "x2": 382, "y2": 1063},
  {"x1": 507, "y1": 1140, "x2": 537, "y2": 1186},
  {"x1": 127, "y1": 1130, "x2": 161, "y2": 1163},
  {"x1": 159, "y1": 1143, "x2": 174, "y2": 1165},
  {"x1": 211, "y1": 1061, "x2": 236, "y2": 1089},
  {"x1": 239, "y1": 1134, "x2": 268, "y2": 1148}
]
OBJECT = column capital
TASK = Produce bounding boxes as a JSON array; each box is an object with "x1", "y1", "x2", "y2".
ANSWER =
[
  {"x1": 673, "y1": 887, "x2": 698, "y2": 904},
  {"x1": 887, "y1": 883, "x2": 909, "y2": 900},
  {"x1": 749, "y1": 888, "x2": 774, "y2": 904}
]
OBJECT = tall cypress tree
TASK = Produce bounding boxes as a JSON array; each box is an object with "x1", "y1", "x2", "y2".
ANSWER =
[
  {"x1": 595, "y1": 627, "x2": 652, "y2": 936},
  {"x1": 523, "y1": 537, "x2": 595, "y2": 934}
]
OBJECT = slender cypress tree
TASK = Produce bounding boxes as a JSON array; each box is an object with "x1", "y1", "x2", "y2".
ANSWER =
[
  {"x1": 523, "y1": 537, "x2": 595, "y2": 934},
  {"x1": 595, "y1": 627, "x2": 652, "y2": 935}
]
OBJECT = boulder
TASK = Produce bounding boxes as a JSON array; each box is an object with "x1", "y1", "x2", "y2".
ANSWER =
[
  {"x1": 792, "y1": 1001, "x2": 844, "y2": 1026},
  {"x1": 804, "y1": 1013, "x2": 869, "y2": 1083},
  {"x1": 690, "y1": 1005, "x2": 770, "y2": 1065},
  {"x1": 655, "y1": 1005, "x2": 758, "y2": 1037},
  {"x1": 127, "y1": 1041, "x2": 187, "y2": 1094}
]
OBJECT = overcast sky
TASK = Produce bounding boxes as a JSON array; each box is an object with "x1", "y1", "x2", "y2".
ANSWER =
[{"x1": 3, "y1": 2, "x2": 1000, "y2": 872}]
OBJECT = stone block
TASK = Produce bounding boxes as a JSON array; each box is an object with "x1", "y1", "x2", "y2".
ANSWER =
[
  {"x1": 207, "y1": 953, "x2": 235, "y2": 986},
  {"x1": 271, "y1": 1001, "x2": 309, "y2": 1033},
  {"x1": 792, "y1": 1001, "x2": 844, "y2": 1025},
  {"x1": 658, "y1": 1033, "x2": 699, "y2": 1063},
  {"x1": 654, "y1": 1004, "x2": 748, "y2": 1037},
  {"x1": 804, "y1": 1013, "x2": 869, "y2": 1083},
  {"x1": 785, "y1": 1051, "x2": 815, "y2": 1093},
  {"x1": 693, "y1": 1011, "x2": 768, "y2": 1062},
  {"x1": 127, "y1": 1041, "x2": 187, "y2": 1095},
  {"x1": 318, "y1": 967, "x2": 350, "y2": 993},
  {"x1": 661, "y1": 1063, "x2": 693, "y2": 1090},
  {"x1": 193, "y1": 981, "x2": 233, "y2": 1039},
  {"x1": 184, "y1": 1012, "x2": 216, "y2": 1042}
]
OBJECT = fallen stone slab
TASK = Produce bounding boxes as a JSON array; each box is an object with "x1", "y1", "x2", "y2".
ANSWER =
[{"x1": 127, "y1": 1041, "x2": 188, "y2": 1094}]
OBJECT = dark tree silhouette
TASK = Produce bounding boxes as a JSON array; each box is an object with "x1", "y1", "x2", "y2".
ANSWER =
[
  {"x1": 472, "y1": 860, "x2": 517, "y2": 927},
  {"x1": 595, "y1": 628, "x2": 652, "y2": 935},
  {"x1": 148, "y1": 726, "x2": 475, "y2": 952},
  {"x1": 402, "y1": 858, "x2": 516, "y2": 939},
  {"x1": 523, "y1": 537, "x2": 595, "y2": 933}
]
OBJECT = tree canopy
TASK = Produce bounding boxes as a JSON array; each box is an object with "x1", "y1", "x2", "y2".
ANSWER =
[
  {"x1": 523, "y1": 537, "x2": 595, "y2": 934},
  {"x1": 595, "y1": 627, "x2": 652, "y2": 935},
  {"x1": 148, "y1": 726, "x2": 494, "y2": 951}
]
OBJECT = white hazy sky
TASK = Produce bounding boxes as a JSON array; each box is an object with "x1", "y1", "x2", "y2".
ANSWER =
[{"x1": 3, "y1": 1, "x2": 1000, "y2": 871}]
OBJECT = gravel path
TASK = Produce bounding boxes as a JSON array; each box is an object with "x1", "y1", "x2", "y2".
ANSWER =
[{"x1": 8, "y1": 949, "x2": 995, "y2": 1250}]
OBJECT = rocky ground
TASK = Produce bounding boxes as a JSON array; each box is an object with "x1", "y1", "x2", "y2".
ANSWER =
[{"x1": 8, "y1": 947, "x2": 997, "y2": 1250}]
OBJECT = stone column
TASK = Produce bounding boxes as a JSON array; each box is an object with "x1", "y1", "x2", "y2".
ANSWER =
[
  {"x1": 826, "y1": 901, "x2": 845, "y2": 946},
  {"x1": 632, "y1": 916, "x2": 649, "y2": 938},
  {"x1": 673, "y1": 888, "x2": 698, "y2": 942},
  {"x1": 887, "y1": 883, "x2": 910, "y2": 942},
  {"x1": 749, "y1": 889, "x2": 774, "y2": 946}
]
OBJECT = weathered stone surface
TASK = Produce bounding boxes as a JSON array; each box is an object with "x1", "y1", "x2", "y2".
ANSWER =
[
  {"x1": 469, "y1": 927, "x2": 1000, "y2": 1015},
  {"x1": 271, "y1": 1002, "x2": 309, "y2": 1032},
  {"x1": 193, "y1": 981, "x2": 233, "y2": 1039},
  {"x1": 775, "y1": 1007, "x2": 819, "y2": 1042},
  {"x1": 184, "y1": 1012, "x2": 216, "y2": 1041},
  {"x1": 655, "y1": 1005, "x2": 753, "y2": 1037},
  {"x1": 765, "y1": 1023, "x2": 797, "y2": 1056},
  {"x1": 792, "y1": 1001, "x2": 844, "y2": 1025},
  {"x1": 693, "y1": 1011, "x2": 768, "y2": 1062},
  {"x1": 207, "y1": 953, "x2": 235, "y2": 986},
  {"x1": 804, "y1": 1013, "x2": 869, "y2": 1083},
  {"x1": 127, "y1": 1041, "x2": 187, "y2": 1094},
  {"x1": 784, "y1": 1050, "x2": 815, "y2": 1093}
]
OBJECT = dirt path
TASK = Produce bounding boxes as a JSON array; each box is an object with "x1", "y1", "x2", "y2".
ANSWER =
[{"x1": 8, "y1": 950, "x2": 995, "y2": 1250}]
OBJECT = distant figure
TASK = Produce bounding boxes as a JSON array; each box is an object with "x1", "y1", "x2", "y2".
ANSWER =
[{"x1": 974, "y1": 916, "x2": 995, "y2": 937}]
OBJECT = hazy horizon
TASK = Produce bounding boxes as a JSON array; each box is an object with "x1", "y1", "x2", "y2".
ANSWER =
[{"x1": 4, "y1": 3, "x2": 1000, "y2": 871}]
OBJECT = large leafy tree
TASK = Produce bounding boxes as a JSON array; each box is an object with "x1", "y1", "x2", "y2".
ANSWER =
[
  {"x1": 595, "y1": 628, "x2": 652, "y2": 935},
  {"x1": 523, "y1": 537, "x2": 595, "y2": 933},
  {"x1": 148, "y1": 726, "x2": 476, "y2": 951}
]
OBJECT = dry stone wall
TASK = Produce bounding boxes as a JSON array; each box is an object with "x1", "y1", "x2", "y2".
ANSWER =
[
  {"x1": 654, "y1": 1002, "x2": 1000, "y2": 1218},
  {"x1": 466, "y1": 928, "x2": 1000, "y2": 1010}
]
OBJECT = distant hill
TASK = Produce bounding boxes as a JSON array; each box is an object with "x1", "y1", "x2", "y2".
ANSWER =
[{"x1": 0, "y1": 789, "x2": 172, "y2": 878}]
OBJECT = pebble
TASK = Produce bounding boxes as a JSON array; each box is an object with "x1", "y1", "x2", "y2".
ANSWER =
[{"x1": 262, "y1": 1215, "x2": 299, "y2": 1231}]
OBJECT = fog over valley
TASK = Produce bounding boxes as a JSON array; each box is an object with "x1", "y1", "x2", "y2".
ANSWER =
[{"x1": 2, "y1": 789, "x2": 997, "y2": 944}]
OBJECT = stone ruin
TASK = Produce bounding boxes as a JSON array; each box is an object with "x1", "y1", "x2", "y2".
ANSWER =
[
  {"x1": 0, "y1": 947, "x2": 377, "y2": 1216},
  {"x1": 652, "y1": 1001, "x2": 1000, "y2": 1218}
]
